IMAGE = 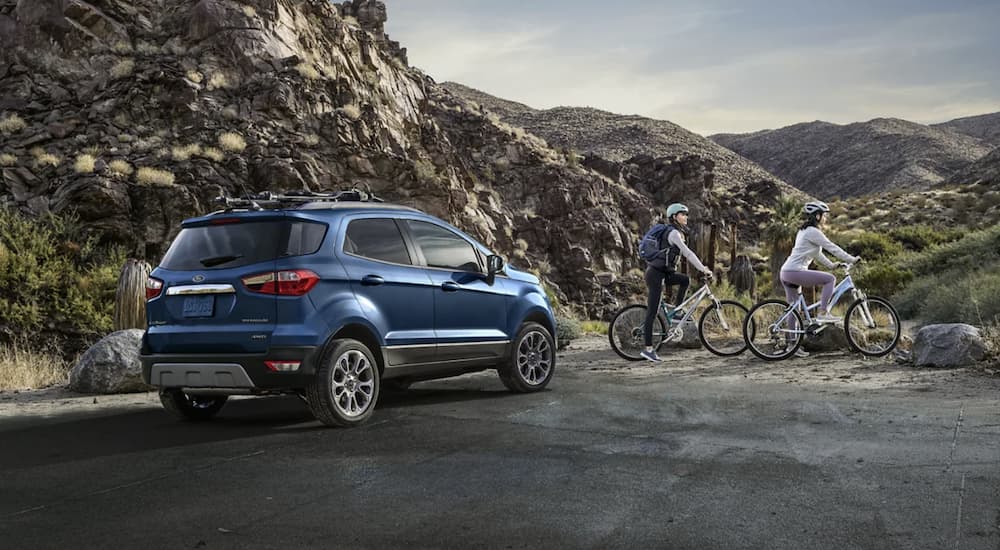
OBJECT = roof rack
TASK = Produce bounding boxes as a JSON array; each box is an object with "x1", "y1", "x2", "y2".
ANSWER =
[{"x1": 212, "y1": 189, "x2": 385, "y2": 211}]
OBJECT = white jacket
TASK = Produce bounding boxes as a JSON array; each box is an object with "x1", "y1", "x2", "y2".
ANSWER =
[{"x1": 781, "y1": 226, "x2": 858, "y2": 272}]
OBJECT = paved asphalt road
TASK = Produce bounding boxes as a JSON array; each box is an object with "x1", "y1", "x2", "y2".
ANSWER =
[{"x1": 1, "y1": 339, "x2": 998, "y2": 549}]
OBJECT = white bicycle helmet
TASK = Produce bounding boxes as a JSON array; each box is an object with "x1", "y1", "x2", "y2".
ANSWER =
[{"x1": 803, "y1": 201, "x2": 830, "y2": 215}]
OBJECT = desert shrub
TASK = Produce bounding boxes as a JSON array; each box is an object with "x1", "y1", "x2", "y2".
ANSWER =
[
  {"x1": 843, "y1": 231, "x2": 903, "y2": 261},
  {"x1": 218, "y1": 132, "x2": 246, "y2": 152},
  {"x1": 207, "y1": 72, "x2": 231, "y2": 90},
  {"x1": 241, "y1": 5, "x2": 257, "y2": 17},
  {"x1": 171, "y1": 143, "x2": 202, "y2": 161},
  {"x1": 888, "y1": 225, "x2": 964, "y2": 252},
  {"x1": 413, "y1": 159, "x2": 438, "y2": 185},
  {"x1": 855, "y1": 262, "x2": 913, "y2": 299},
  {"x1": 340, "y1": 104, "x2": 362, "y2": 121},
  {"x1": 0, "y1": 114, "x2": 27, "y2": 134},
  {"x1": 107, "y1": 159, "x2": 133, "y2": 176},
  {"x1": 0, "y1": 153, "x2": 16, "y2": 166},
  {"x1": 303, "y1": 134, "x2": 320, "y2": 147},
  {"x1": 903, "y1": 224, "x2": 1000, "y2": 275},
  {"x1": 555, "y1": 315, "x2": 582, "y2": 349},
  {"x1": 73, "y1": 154, "x2": 96, "y2": 173},
  {"x1": 199, "y1": 147, "x2": 224, "y2": 162},
  {"x1": 136, "y1": 167, "x2": 175, "y2": 186},
  {"x1": 30, "y1": 147, "x2": 60, "y2": 168},
  {"x1": 0, "y1": 208, "x2": 125, "y2": 355},
  {"x1": 110, "y1": 58, "x2": 135, "y2": 79},
  {"x1": 185, "y1": 70, "x2": 204, "y2": 84},
  {"x1": 296, "y1": 62, "x2": 321, "y2": 80}
]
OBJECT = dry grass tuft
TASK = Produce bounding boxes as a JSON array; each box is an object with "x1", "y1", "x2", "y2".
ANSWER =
[
  {"x1": 136, "y1": 41, "x2": 160, "y2": 55},
  {"x1": 218, "y1": 132, "x2": 246, "y2": 153},
  {"x1": 303, "y1": 134, "x2": 320, "y2": 147},
  {"x1": 0, "y1": 343, "x2": 67, "y2": 391},
  {"x1": 185, "y1": 70, "x2": 204, "y2": 84},
  {"x1": 0, "y1": 153, "x2": 16, "y2": 166},
  {"x1": 107, "y1": 159, "x2": 134, "y2": 177},
  {"x1": 296, "y1": 62, "x2": 321, "y2": 80},
  {"x1": 207, "y1": 72, "x2": 231, "y2": 90},
  {"x1": 0, "y1": 114, "x2": 27, "y2": 134},
  {"x1": 30, "y1": 147, "x2": 60, "y2": 168},
  {"x1": 171, "y1": 143, "x2": 202, "y2": 161},
  {"x1": 199, "y1": 147, "x2": 225, "y2": 162},
  {"x1": 111, "y1": 58, "x2": 135, "y2": 80},
  {"x1": 73, "y1": 154, "x2": 96, "y2": 173},
  {"x1": 340, "y1": 104, "x2": 362, "y2": 121},
  {"x1": 241, "y1": 5, "x2": 257, "y2": 17},
  {"x1": 136, "y1": 167, "x2": 175, "y2": 186}
]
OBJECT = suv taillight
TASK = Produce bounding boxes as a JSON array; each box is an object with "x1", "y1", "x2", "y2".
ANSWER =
[
  {"x1": 146, "y1": 277, "x2": 164, "y2": 300},
  {"x1": 242, "y1": 270, "x2": 320, "y2": 296}
]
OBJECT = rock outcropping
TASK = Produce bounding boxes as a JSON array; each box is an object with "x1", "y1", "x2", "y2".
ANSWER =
[
  {"x1": 912, "y1": 324, "x2": 987, "y2": 368},
  {"x1": 711, "y1": 118, "x2": 993, "y2": 199},
  {"x1": 0, "y1": 0, "x2": 803, "y2": 317}
]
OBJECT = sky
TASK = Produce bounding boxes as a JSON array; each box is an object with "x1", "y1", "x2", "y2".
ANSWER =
[{"x1": 382, "y1": 0, "x2": 1000, "y2": 135}]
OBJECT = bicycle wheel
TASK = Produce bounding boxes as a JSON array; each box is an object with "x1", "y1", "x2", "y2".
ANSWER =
[
  {"x1": 744, "y1": 299, "x2": 802, "y2": 361},
  {"x1": 699, "y1": 300, "x2": 749, "y2": 356},
  {"x1": 844, "y1": 296, "x2": 900, "y2": 357},
  {"x1": 609, "y1": 304, "x2": 666, "y2": 361}
]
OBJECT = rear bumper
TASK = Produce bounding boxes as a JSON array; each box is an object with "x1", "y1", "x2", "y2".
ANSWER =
[{"x1": 141, "y1": 345, "x2": 321, "y2": 392}]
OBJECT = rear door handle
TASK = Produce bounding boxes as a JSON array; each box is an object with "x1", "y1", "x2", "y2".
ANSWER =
[
  {"x1": 361, "y1": 275, "x2": 384, "y2": 286},
  {"x1": 441, "y1": 281, "x2": 461, "y2": 292}
]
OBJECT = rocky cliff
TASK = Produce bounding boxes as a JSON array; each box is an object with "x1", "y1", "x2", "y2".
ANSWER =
[
  {"x1": 710, "y1": 118, "x2": 993, "y2": 199},
  {"x1": 0, "y1": 0, "x2": 804, "y2": 317}
]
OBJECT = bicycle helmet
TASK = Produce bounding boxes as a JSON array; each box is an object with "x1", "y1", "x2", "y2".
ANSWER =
[
  {"x1": 803, "y1": 201, "x2": 830, "y2": 215},
  {"x1": 666, "y1": 203, "x2": 689, "y2": 218}
]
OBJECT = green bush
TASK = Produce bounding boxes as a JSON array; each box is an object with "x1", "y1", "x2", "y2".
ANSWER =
[
  {"x1": 0, "y1": 208, "x2": 125, "y2": 354},
  {"x1": 895, "y1": 269, "x2": 1000, "y2": 324},
  {"x1": 843, "y1": 231, "x2": 903, "y2": 261},
  {"x1": 888, "y1": 226, "x2": 964, "y2": 252},
  {"x1": 855, "y1": 262, "x2": 913, "y2": 299},
  {"x1": 902, "y1": 224, "x2": 1000, "y2": 275}
]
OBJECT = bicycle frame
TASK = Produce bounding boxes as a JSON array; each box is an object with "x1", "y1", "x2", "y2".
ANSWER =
[
  {"x1": 770, "y1": 268, "x2": 874, "y2": 337},
  {"x1": 660, "y1": 282, "x2": 729, "y2": 331}
]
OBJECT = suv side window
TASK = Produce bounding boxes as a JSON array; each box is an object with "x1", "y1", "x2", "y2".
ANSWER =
[
  {"x1": 406, "y1": 220, "x2": 481, "y2": 272},
  {"x1": 345, "y1": 218, "x2": 412, "y2": 265}
]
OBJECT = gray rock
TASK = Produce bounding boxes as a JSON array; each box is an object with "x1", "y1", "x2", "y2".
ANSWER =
[
  {"x1": 68, "y1": 329, "x2": 152, "y2": 394},
  {"x1": 802, "y1": 324, "x2": 849, "y2": 352},
  {"x1": 913, "y1": 324, "x2": 987, "y2": 368},
  {"x1": 662, "y1": 320, "x2": 701, "y2": 350}
]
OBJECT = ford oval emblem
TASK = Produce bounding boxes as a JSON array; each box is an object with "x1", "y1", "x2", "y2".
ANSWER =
[{"x1": 192, "y1": 274, "x2": 206, "y2": 283}]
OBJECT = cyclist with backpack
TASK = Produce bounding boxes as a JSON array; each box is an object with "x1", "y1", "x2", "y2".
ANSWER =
[
  {"x1": 637, "y1": 203, "x2": 713, "y2": 362},
  {"x1": 779, "y1": 201, "x2": 860, "y2": 357}
]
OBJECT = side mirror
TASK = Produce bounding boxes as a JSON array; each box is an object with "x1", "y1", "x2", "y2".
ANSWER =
[{"x1": 486, "y1": 254, "x2": 505, "y2": 285}]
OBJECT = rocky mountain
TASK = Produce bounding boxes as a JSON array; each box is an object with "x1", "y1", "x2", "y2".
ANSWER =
[
  {"x1": 934, "y1": 112, "x2": 1000, "y2": 147},
  {"x1": 441, "y1": 82, "x2": 806, "y2": 201},
  {"x1": 710, "y1": 118, "x2": 993, "y2": 199},
  {"x1": 948, "y1": 146, "x2": 1000, "y2": 188},
  {"x1": 0, "y1": 0, "x2": 798, "y2": 317}
]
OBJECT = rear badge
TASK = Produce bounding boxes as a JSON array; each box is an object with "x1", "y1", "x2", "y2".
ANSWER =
[
  {"x1": 251, "y1": 334, "x2": 268, "y2": 340},
  {"x1": 192, "y1": 274, "x2": 206, "y2": 283}
]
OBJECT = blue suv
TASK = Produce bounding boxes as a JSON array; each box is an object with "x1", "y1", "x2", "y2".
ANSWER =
[{"x1": 140, "y1": 191, "x2": 557, "y2": 427}]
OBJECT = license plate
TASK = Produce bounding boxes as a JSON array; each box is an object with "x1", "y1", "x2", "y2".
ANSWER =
[{"x1": 182, "y1": 296, "x2": 214, "y2": 318}]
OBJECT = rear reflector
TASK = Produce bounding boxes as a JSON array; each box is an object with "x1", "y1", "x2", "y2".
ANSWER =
[
  {"x1": 146, "y1": 277, "x2": 164, "y2": 300},
  {"x1": 210, "y1": 218, "x2": 242, "y2": 225},
  {"x1": 242, "y1": 270, "x2": 320, "y2": 296},
  {"x1": 265, "y1": 361, "x2": 301, "y2": 372}
]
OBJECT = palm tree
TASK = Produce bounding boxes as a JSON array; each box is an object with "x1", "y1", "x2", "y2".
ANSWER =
[{"x1": 762, "y1": 196, "x2": 803, "y2": 296}]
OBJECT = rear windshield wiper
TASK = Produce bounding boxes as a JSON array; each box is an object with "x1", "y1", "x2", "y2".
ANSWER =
[{"x1": 200, "y1": 254, "x2": 243, "y2": 267}]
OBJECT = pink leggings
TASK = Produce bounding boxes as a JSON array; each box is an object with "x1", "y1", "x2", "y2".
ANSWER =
[{"x1": 780, "y1": 270, "x2": 836, "y2": 312}]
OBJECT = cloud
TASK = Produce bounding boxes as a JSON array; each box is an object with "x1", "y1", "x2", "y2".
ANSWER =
[{"x1": 384, "y1": 1, "x2": 1000, "y2": 135}]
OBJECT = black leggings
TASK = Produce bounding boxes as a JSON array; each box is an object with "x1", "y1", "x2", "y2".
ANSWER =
[{"x1": 644, "y1": 267, "x2": 689, "y2": 346}]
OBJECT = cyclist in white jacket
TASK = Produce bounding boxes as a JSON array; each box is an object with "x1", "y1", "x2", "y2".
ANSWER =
[{"x1": 780, "y1": 201, "x2": 860, "y2": 334}]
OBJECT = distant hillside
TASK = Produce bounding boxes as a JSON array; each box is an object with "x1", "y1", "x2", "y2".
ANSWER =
[
  {"x1": 441, "y1": 82, "x2": 804, "y2": 199},
  {"x1": 934, "y1": 112, "x2": 1000, "y2": 147},
  {"x1": 948, "y1": 146, "x2": 1000, "y2": 188},
  {"x1": 710, "y1": 118, "x2": 993, "y2": 199}
]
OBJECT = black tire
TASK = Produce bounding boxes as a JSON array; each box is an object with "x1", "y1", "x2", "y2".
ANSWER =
[
  {"x1": 698, "y1": 300, "x2": 749, "y2": 356},
  {"x1": 159, "y1": 390, "x2": 228, "y2": 421},
  {"x1": 744, "y1": 299, "x2": 802, "y2": 361},
  {"x1": 844, "y1": 296, "x2": 901, "y2": 357},
  {"x1": 608, "y1": 304, "x2": 667, "y2": 361},
  {"x1": 306, "y1": 338, "x2": 380, "y2": 427},
  {"x1": 499, "y1": 322, "x2": 555, "y2": 392}
]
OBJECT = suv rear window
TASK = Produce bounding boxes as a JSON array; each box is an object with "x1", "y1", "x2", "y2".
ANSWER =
[{"x1": 160, "y1": 220, "x2": 327, "y2": 270}]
